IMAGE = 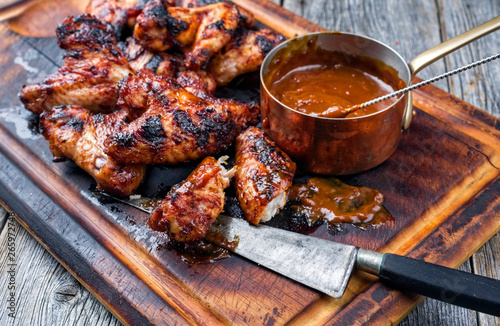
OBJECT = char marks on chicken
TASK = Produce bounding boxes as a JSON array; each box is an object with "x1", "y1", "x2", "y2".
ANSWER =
[
  {"x1": 20, "y1": 14, "x2": 134, "y2": 115},
  {"x1": 86, "y1": 0, "x2": 176, "y2": 38},
  {"x1": 40, "y1": 105, "x2": 146, "y2": 196},
  {"x1": 123, "y1": 37, "x2": 216, "y2": 96},
  {"x1": 134, "y1": 0, "x2": 246, "y2": 69},
  {"x1": 106, "y1": 69, "x2": 259, "y2": 165},
  {"x1": 20, "y1": 0, "x2": 287, "y2": 216},
  {"x1": 149, "y1": 156, "x2": 235, "y2": 242},
  {"x1": 234, "y1": 127, "x2": 296, "y2": 225},
  {"x1": 209, "y1": 28, "x2": 285, "y2": 85}
]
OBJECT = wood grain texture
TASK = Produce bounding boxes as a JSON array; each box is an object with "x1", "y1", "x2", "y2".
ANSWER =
[
  {"x1": 0, "y1": 216, "x2": 122, "y2": 326},
  {"x1": 0, "y1": 0, "x2": 499, "y2": 325},
  {"x1": 279, "y1": 1, "x2": 500, "y2": 325}
]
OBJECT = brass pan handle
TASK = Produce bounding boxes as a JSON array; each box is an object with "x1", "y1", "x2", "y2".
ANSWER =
[
  {"x1": 402, "y1": 15, "x2": 500, "y2": 130},
  {"x1": 408, "y1": 15, "x2": 500, "y2": 76}
]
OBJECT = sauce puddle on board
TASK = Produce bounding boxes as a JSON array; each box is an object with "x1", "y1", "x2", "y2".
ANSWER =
[{"x1": 287, "y1": 177, "x2": 393, "y2": 230}]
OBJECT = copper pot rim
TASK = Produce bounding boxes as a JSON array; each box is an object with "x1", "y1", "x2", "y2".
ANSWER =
[{"x1": 259, "y1": 31, "x2": 411, "y2": 121}]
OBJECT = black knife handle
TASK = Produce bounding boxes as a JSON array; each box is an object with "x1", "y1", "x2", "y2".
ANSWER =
[{"x1": 379, "y1": 253, "x2": 500, "y2": 316}]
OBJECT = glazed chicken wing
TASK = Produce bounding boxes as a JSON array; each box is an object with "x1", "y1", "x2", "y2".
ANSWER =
[
  {"x1": 234, "y1": 127, "x2": 296, "y2": 225},
  {"x1": 134, "y1": 1, "x2": 242, "y2": 68},
  {"x1": 20, "y1": 14, "x2": 134, "y2": 115},
  {"x1": 86, "y1": 0, "x2": 164, "y2": 38},
  {"x1": 39, "y1": 105, "x2": 146, "y2": 196},
  {"x1": 106, "y1": 69, "x2": 259, "y2": 165},
  {"x1": 149, "y1": 156, "x2": 235, "y2": 242},
  {"x1": 134, "y1": 0, "x2": 200, "y2": 52},
  {"x1": 124, "y1": 37, "x2": 179, "y2": 77},
  {"x1": 124, "y1": 37, "x2": 216, "y2": 96},
  {"x1": 180, "y1": 0, "x2": 255, "y2": 28},
  {"x1": 183, "y1": 2, "x2": 240, "y2": 69},
  {"x1": 209, "y1": 28, "x2": 285, "y2": 85}
]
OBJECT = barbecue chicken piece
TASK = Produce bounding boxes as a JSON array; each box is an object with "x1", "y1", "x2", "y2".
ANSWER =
[
  {"x1": 124, "y1": 37, "x2": 179, "y2": 77},
  {"x1": 86, "y1": 0, "x2": 173, "y2": 38},
  {"x1": 149, "y1": 156, "x2": 235, "y2": 242},
  {"x1": 106, "y1": 69, "x2": 259, "y2": 165},
  {"x1": 133, "y1": 0, "x2": 200, "y2": 52},
  {"x1": 180, "y1": 0, "x2": 256, "y2": 28},
  {"x1": 234, "y1": 127, "x2": 296, "y2": 225},
  {"x1": 209, "y1": 28, "x2": 285, "y2": 85},
  {"x1": 176, "y1": 69, "x2": 216, "y2": 98},
  {"x1": 124, "y1": 37, "x2": 216, "y2": 97},
  {"x1": 134, "y1": 0, "x2": 242, "y2": 68},
  {"x1": 39, "y1": 105, "x2": 146, "y2": 197},
  {"x1": 20, "y1": 14, "x2": 134, "y2": 115}
]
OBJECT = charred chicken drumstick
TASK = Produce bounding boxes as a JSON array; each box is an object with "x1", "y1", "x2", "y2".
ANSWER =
[
  {"x1": 85, "y1": 0, "x2": 175, "y2": 38},
  {"x1": 124, "y1": 37, "x2": 216, "y2": 97},
  {"x1": 234, "y1": 127, "x2": 296, "y2": 225},
  {"x1": 20, "y1": 14, "x2": 134, "y2": 115},
  {"x1": 105, "y1": 69, "x2": 259, "y2": 165},
  {"x1": 40, "y1": 105, "x2": 146, "y2": 197},
  {"x1": 134, "y1": 0, "x2": 243, "y2": 69},
  {"x1": 209, "y1": 28, "x2": 285, "y2": 86},
  {"x1": 149, "y1": 156, "x2": 235, "y2": 243}
]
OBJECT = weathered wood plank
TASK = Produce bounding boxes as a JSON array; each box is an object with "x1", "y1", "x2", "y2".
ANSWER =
[
  {"x1": 288, "y1": 1, "x2": 499, "y2": 325},
  {"x1": 0, "y1": 1, "x2": 499, "y2": 326},
  {"x1": 441, "y1": 0, "x2": 500, "y2": 117},
  {"x1": 281, "y1": 0, "x2": 448, "y2": 89},
  {"x1": 405, "y1": 0, "x2": 499, "y2": 325},
  {"x1": 473, "y1": 233, "x2": 500, "y2": 326},
  {"x1": 0, "y1": 205, "x2": 7, "y2": 230},
  {"x1": 0, "y1": 216, "x2": 122, "y2": 326}
]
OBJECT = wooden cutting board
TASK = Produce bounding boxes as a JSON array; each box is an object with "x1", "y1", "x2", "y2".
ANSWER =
[{"x1": 0, "y1": 0, "x2": 499, "y2": 325}]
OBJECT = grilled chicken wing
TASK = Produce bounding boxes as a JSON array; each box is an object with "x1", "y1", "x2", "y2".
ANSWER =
[
  {"x1": 149, "y1": 156, "x2": 235, "y2": 242},
  {"x1": 39, "y1": 105, "x2": 146, "y2": 196},
  {"x1": 180, "y1": 0, "x2": 255, "y2": 28},
  {"x1": 134, "y1": 1, "x2": 242, "y2": 69},
  {"x1": 124, "y1": 37, "x2": 179, "y2": 77},
  {"x1": 20, "y1": 14, "x2": 134, "y2": 115},
  {"x1": 183, "y1": 2, "x2": 240, "y2": 69},
  {"x1": 86, "y1": 0, "x2": 159, "y2": 38},
  {"x1": 107, "y1": 69, "x2": 259, "y2": 164},
  {"x1": 124, "y1": 37, "x2": 216, "y2": 96},
  {"x1": 175, "y1": 69, "x2": 216, "y2": 97},
  {"x1": 134, "y1": 0, "x2": 200, "y2": 52},
  {"x1": 209, "y1": 28, "x2": 285, "y2": 85},
  {"x1": 234, "y1": 127, "x2": 296, "y2": 225}
]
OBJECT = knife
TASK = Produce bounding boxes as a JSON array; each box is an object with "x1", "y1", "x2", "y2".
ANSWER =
[{"x1": 109, "y1": 195, "x2": 500, "y2": 316}]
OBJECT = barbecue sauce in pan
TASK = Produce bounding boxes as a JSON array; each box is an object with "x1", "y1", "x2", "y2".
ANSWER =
[{"x1": 266, "y1": 39, "x2": 405, "y2": 118}]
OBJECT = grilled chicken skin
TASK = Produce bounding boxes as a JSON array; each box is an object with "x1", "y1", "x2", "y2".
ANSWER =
[
  {"x1": 39, "y1": 105, "x2": 146, "y2": 196},
  {"x1": 134, "y1": 0, "x2": 241, "y2": 69},
  {"x1": 106, "y1": 69, "x2": 259, "y2": 165},
  {"x1": 124, "y1": 36, "x2": 180, "y2": 77},
  {"x1": 149, "y1": 156, "x2": 235, "y2": 242},
  {"x1": 85, "y1": 0, "x2": 167, "y2": 38},
  {"x1": 180, "y1": 0, "x2": 256, "y2": 28},
  {"x1": 234, "y1": 127, "x2": 296, "y2": 225},
  {"x1": 124, "y1": 37, "x2": 216, "y2": 96},
  {"x1": 20, "y1": 14, "x2": 134, "y2": 115},
  {"x1": 133, "y1": 0, "x2": 200, "y2": 52},
  {"x1": 209, "y1": 28, "x2": 285, "y2": 85}
]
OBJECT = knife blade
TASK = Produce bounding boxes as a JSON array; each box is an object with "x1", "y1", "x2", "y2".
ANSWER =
[
  {"x1": 213, "y1": 214, "x2": 357, "y2": 298},
  {"x1": 107, "y1": 194, "x2": 500, "y2": 316}
]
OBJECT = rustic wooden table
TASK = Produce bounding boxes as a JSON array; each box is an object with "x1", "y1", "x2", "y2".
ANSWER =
[{"x1": 0, "y1": 0, "x2": 499, "y2": 325}]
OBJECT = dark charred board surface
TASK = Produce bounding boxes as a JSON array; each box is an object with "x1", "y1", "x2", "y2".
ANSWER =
[{"x1": 0, "y1": 1, "x2": 499, "y2": 325}]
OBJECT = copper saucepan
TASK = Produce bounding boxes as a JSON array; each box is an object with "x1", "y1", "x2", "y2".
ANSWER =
[{"x1": 260, "y1": 16, "x2": 500, "y2": 175}]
